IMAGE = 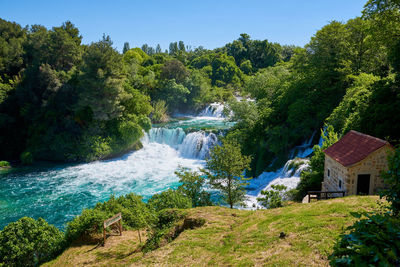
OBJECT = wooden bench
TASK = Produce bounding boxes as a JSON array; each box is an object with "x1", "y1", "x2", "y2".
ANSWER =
[
  {"x1": 103, "y1": 213, "x2": 122, "y2": 245},
  {"x1": 306, "y1": 191, "x2": 345, "y2": 203}
]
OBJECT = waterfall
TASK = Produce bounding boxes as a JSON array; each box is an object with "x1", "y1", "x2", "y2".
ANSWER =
[
  {"x1": 144, "y1": 127, "x2": 219, "y2": 160},
  {"x1": 246, "y1": 133, "x2": 324, "y2": 209},
  {"x1": 198, "y1": 102, "x2": 225, "y2": 118}
]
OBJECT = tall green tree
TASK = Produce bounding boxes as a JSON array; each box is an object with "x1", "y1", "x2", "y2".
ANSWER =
[
  {"x1": 77, "y1": 35, "x2": 125, "y2": 121},
  {"x1": 122, "y1": 41, "x2": 130, "y2": 54},
  {"x1": 203, "y1": 139, "x2": 252, "y2": 208}
]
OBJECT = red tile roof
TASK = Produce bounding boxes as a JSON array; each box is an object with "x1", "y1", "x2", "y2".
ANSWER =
[{"x1": 324, "y1": 130, "x2": 389, "y2": 167}]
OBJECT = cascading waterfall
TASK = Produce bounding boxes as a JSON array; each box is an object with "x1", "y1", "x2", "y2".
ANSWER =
[
  {"x1": 145, "y1": 127, "x2": 219, "y2": 159},
  {"x1": 246, "y1": 133, "x2": 323, "y2": 209},
  {"x1": 198, "y1": 102, "x2": 225, "y2": 118},
  {"x1": 0, "y1": 110, "x2": 225, "y2": 229}
]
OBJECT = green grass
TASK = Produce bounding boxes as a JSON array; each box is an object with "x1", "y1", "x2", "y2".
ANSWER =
[{"x1": 43, "y1": 196, "x2": 381, "y2": 266}]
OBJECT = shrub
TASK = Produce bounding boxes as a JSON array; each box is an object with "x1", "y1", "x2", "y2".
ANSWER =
[
  {"x1": 142, "y1": 209, "x2": 187, "y2": 253},
  {"x1": 329, "y1": 212, "x2": 400, "y2": 266},
  {"x1": 0, "y1": 217, "x2": 64, "y2": 267},
  {"x1": 20, "y1": 151, "x2": 33, "y2": 165},
  {"x1": 95, "y1": 193, "x2": 156, "y2": 230},
  {"x1": 380, "y1": 146, "x2": 400, "y2": 215},
  {"x1": 151, "y1": 100, "x2": 169, "y2": 123},
  {"x1": 66, "y1": 193, "x2": 156, "y2": 243},
  {"x1": 257, "y1": 184, "x2": 287, "y2": 208},
  {"x1": 0, "y1": 161, "x2": 10, "y2": 167},
  {"x1": 147, "y1": 189, "x2": 192, "y2": 212},
  {"x1": 65, "y1": 208, "x2": 109, "y2": 243}
]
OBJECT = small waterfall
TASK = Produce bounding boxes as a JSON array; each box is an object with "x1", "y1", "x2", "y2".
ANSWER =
[
  {"x1": 145, "y1": 127, "x2": 219, "y2": 159},
  {"x1": 198, "y1": 102, "x2": 225, "y2": 118},
  {"x1": 147, "y1": 128, "x2": 186, "y2": 149},
  {"x1": 246, "y1": 132, "x2": 325, "y2": 209},
  {"x1": 180, "y1": 131, "x2": 218, "y2": 159}
]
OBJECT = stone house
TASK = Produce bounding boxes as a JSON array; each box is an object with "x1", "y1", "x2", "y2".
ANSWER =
[{"x1": 322, "y1": 130, "x2": 392, "y2": 195}]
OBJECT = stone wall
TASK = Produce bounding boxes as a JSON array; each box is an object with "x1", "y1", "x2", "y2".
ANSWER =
[{"x1": 322, "y1": 144, "x2": 392, "y2": 195}]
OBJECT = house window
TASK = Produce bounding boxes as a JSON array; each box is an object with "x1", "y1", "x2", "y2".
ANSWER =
[
  {"x1": 339, "y1": 180, "x2": 342, "y2": 189},
  {"x1": 328, "y1": 169, "x2": 331, "y2": 178}
]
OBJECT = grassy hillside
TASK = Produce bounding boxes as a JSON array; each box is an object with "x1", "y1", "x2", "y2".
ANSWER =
[{"x1": 43, "y1": 196, "x2": 381, "y2": 266}]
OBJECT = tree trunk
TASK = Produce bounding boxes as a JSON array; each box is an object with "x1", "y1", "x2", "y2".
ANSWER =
[
  {"x1": 228, "y1": 175, "x2": 233, "y2": 209},
  {"x1": 137, "y1": 229, "x2": 142, "y2": 243}
]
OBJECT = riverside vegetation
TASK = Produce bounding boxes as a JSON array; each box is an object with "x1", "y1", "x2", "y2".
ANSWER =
[{"x1": 1, "y1": 0, "x2": 400, "y2": 266}]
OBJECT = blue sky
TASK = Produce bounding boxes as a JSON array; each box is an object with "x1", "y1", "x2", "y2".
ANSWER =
[{"x1": 1, "y1": 0, "x2": 366, "y2": 52}]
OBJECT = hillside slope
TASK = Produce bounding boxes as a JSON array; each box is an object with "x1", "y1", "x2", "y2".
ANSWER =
[{"x1": 43, "y1": 196, "x2": 381, "y2": 266}]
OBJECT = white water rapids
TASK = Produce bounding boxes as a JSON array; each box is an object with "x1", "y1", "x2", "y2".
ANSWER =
[{"x1": 0, "y1": 102, "x2": 321, "y2": 229}]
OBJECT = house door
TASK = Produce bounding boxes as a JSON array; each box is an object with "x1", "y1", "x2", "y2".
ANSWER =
[{"x1": 357, "y1": 174, "x2": 370, "y2": 195}]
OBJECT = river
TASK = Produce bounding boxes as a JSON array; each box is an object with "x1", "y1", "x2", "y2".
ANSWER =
[{"x1": 0, "y1": 103, "x2": 318, "y2": 229}]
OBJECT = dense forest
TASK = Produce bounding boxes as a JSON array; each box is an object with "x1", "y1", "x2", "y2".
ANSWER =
[{"x1": 1, "y1": 0, "x2": 400, "y2": 177}]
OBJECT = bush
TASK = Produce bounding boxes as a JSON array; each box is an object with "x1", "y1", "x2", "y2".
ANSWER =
[
  {"x1": 65, "y1": 208, "x2": 109, "y2": 242},
  {"x1": 329, "y1": 212, "x2": 400, "y2": 266},
  {"x1": 257, "y1": 184, "x2": 287, "y2": 208},
  {"x1": 147, "y1": 189, "x2": 192, "y2": 212},
  {"x1": 142, "y1": 209, "x2": 187, "y2": 253},
  {"x1": 0, "y1": 161, "x2": 10, "y2": 167},
  {"x1": 95, "y1": 193, "x2": 156, "y2": 230},
  {"x1": 66, "y1": 193, "x2": 156, "y2": 243},
  {"x1": 20, "y1": 151, "x2": 33, "y2": 165},
  {"x1": 380, "y1": 146, "x2": 400, "y2": 215},
  {"x1": 151, "y1": 100, "x2": 169, "y2": 123},
  {"x1": 0, "y1": 217, "x2": 64, "y2": 267}
]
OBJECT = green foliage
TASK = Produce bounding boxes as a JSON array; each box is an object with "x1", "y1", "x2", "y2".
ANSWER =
[
  {"x1": 244, "y1": 64, "x2": 291, "y2": 101},
  {"x1": 257, "y1": 184, "x2": 287, "y2": 209},
  {"x1": 142, "y1": 209, "x2": 186, "y2": 253},
  {"x1": 20, "y1": 151, "x2": 33, "y2": 165},
  {"x1": 175, "y1": 167, "x2": 212, "y2": 207},
  {"x1": 160, "y1": 59, "x2": 189, "y2": 84},
  {"x1": 0, "y1": 161, "x2": 10, "y2": 167},
  {"x1": 295, "y1": 125, "x2": 338, "y2": 201},
  {"x1": 65, "y1": 208, "x2": 109, "y2": 242},
  {"x1": 327, "y1": 73, "x2": 380, "y2": 135},
  {"x1": 211, "y1": 53, "x2": 243, "y2": 87},
  {"x1": 329, "y1": 212, "x2": 400, "y2": 266},
  {"x1": 204, "y1": 139, "x2": 252, "y2": 208},
  {"x1": 151, "y1": 100, "x2": 169, "y2": 123},
  {"x1": 0, "y1": 217, "x2": 64, "y2": 267},
  {"x1": 147, "y1": 189, "x2": 192, "y2": 212},
  {"x1": 65, "y1": 193, "x2": 155, "y2": 242},
  {"x1": 380, "y1": 146, "x2": 400, "y2": 215},
  {"x1": 159, "y1": 79, "x2": 190, "y2": 111}
]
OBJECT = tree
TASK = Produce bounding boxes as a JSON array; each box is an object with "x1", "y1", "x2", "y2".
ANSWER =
[
  {"x1": 156, "y1": 44, "x2": 162, "y2": 54},
  {"x1": 169, "y1": 42, "x2": 178, "y2": 55},
  {"x1": 77, "y1": 35, "x2": 125, "y2": 121},
  {"x1": 175, "y1": 167, "x2": 212, "y2": 207},
  {"x1": 160, "y1": 59, "x2": 189, "y2": 84},
  {"x1": 178, "y1": 41, "x2": 186, "y2": 52},
  {"x1": 203, "y1": 139, "x2": 252, "y2": 208},
  {"x1": 257, "y1": 184, "x2": 287, "y2": 208},
  {"x1": 159, "y1": 79, "x2": 190, "y2": 111},
  {"x1": 0, "y1": 217, "x2": 64, "y2": 267},
  {"x1": 122, "y1": 42, "x2": 130, "y2": 54}
]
